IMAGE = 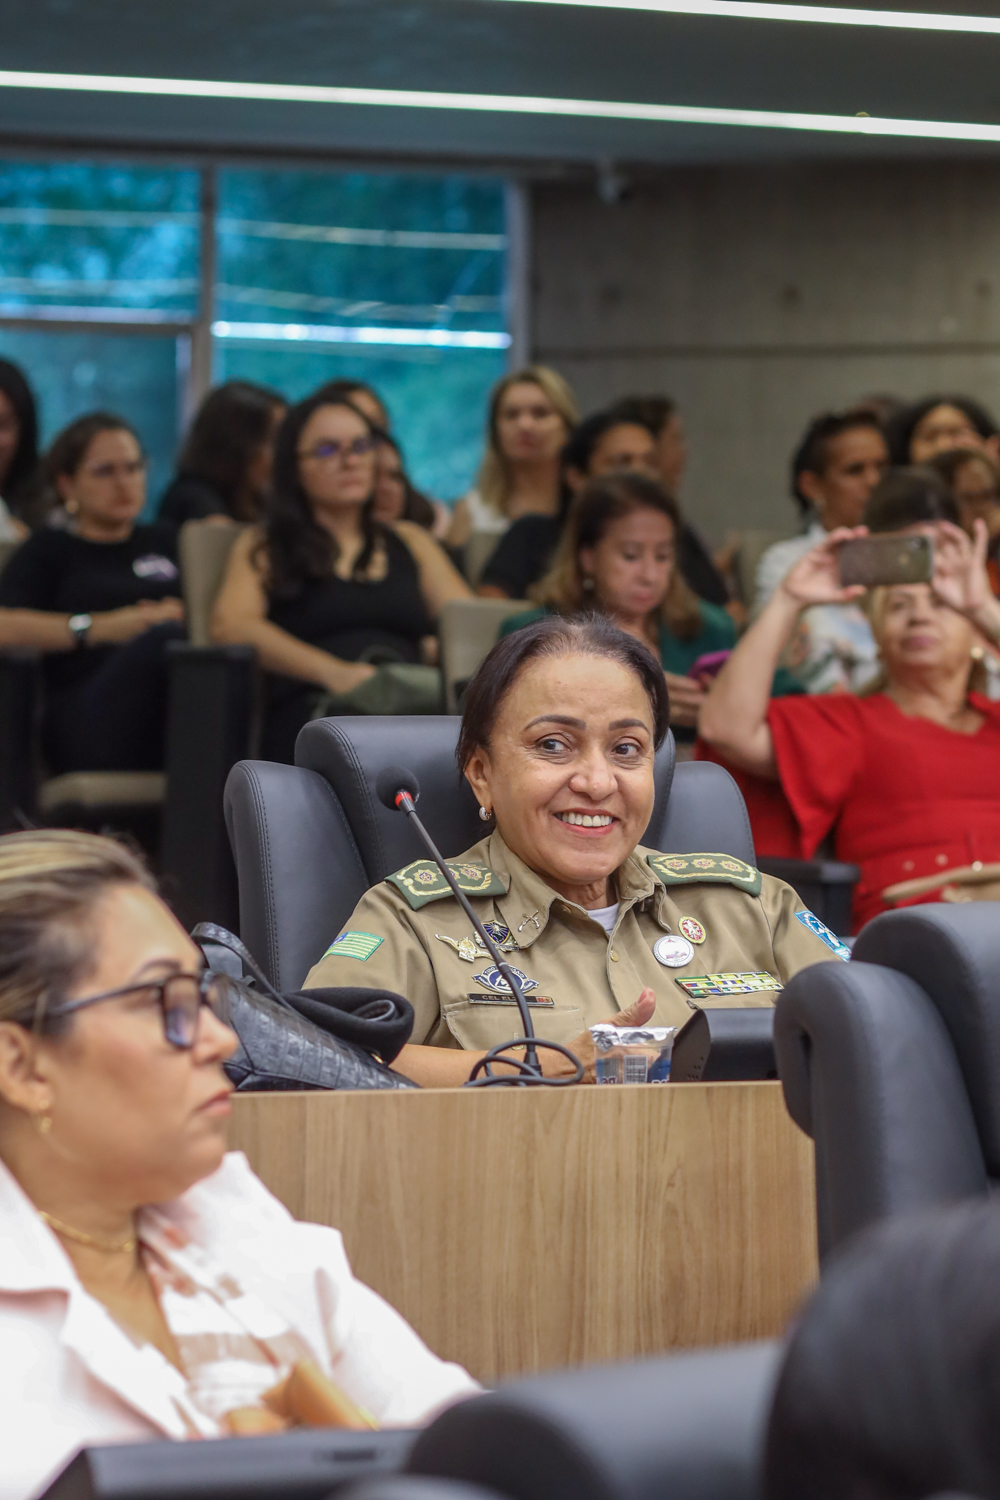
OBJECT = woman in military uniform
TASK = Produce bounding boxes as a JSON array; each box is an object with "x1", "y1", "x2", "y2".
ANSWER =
[{"x1": 304, "y1": 614, "x2": 845, "y2": 1086}]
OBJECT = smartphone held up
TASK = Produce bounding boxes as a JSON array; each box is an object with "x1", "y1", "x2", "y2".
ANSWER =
[{"x1": 837, "y1": 534, "x2": 933, "y2": 590}]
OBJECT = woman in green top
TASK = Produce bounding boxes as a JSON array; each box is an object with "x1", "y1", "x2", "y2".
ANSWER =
[{"x1": 500, "y1": 471, "x2": 735, "y2": 738}]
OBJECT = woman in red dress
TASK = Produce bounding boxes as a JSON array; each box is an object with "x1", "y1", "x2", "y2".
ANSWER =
[{"x1": 699, "y1": 520, "x2": 1000, "y2": 931}]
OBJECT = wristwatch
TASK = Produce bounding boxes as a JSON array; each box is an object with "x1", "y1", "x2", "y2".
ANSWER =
[{"x1": 67, "y1": 613, "x2": 92, "y2": 649}]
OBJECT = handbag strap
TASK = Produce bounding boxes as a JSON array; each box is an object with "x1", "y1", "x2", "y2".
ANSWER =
[{"x1": 192, "y1": 922, "x2": 293, "y2": 1010}]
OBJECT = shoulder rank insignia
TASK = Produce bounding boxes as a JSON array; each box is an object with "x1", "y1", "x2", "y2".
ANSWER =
[
  {"x1": 387, "y1": 859, "x2": 507, "y2": 910},
  {"x1": 646, "y1": 851, "x2": 762, "y2": 897}
]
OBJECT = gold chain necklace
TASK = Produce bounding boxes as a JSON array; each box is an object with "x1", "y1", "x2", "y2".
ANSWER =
[{"x1": 38, "y1": 1210, "x2": 136, "y2": 1256}]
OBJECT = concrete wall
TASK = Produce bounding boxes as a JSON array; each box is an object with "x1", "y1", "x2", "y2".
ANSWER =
[{"x1": 530, "y1": 157, "x2": 1000, "y2": 546}]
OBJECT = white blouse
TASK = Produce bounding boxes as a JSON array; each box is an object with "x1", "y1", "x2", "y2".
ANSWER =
[{"x1": 0, "y1": 1153, "x2": 478, "y2": 1500}]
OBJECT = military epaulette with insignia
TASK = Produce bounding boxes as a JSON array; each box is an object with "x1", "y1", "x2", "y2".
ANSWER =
[
  {"x1": 386, "y1": 859, "x2": 507, "y2": 910},
  {"x1": 646, "y1": 851, "x2": 763, "y2": 897}
]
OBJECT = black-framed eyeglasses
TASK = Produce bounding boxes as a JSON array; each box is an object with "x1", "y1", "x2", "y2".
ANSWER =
[{"x1": 45, "y1": 970, "x2": 221, "y2": 1050}]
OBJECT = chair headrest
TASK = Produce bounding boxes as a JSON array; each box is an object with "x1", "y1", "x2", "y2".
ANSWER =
[
  {"x1": 296, "y1": 717, "x2": 677, "y2": 886},
  {"x1": 853, "y1": 905, "x2": 1000, "y2": 1175}
]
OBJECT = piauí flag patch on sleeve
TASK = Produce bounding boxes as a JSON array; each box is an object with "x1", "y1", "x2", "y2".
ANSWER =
[
  {"x1": 795, "y1": 910, "x2": 851, "y2": 960},
  {"x1": 323, "y1": 931, "x2": 384, "y2": 962}
]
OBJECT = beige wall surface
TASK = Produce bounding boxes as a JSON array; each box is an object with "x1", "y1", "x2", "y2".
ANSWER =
[{"x1": 531, "y1": 157, "x2": 1000, "y2": 545}]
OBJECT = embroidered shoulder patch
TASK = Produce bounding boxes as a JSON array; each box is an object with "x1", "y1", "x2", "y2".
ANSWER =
[
  {"x1": 323, "y1": 931, "x2": 384, "y2": 961},
  {"x1": 676, "y1": 971, "x2": 782, "y2": 1000},
  {"x1": 796, "y1": 910, "x2": 851, "y2": 960},
  {"x1": 646, "y1": 851, "x2": 763, "y2": 897},
  {"x1": 386, "y1": 859, "x2": 507, "y2": 910}
]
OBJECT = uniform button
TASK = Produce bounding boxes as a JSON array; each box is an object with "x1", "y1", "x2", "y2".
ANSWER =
[
  {"x1": 973, "y1": 860, "x2": 984, "y2": 871},
  {"x1": 936, "y1": 854, "x2": 948, "y2": 867},
  {"x1": 610, "y1": 950, "x2": 619, "y2": 962}
]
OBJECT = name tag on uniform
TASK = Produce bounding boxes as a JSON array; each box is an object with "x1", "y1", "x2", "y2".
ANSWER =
[
  {"x1": 676, "y1": 971, "x2": 783, "y2": 1000},
  {"x1": 467, "y1": 994, "x2": 555, "y2": 1006}
]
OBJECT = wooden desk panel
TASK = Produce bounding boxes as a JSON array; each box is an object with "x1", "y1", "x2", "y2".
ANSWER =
[{"x1": 229, "y1": 1081, "x2": 817, "y2": 1385}]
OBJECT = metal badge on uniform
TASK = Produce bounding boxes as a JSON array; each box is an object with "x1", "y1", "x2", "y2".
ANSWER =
[
  {"x1": 435, "y1": 933, "x2": 479, "y2": 962},
  {"x1": 678, "y1": 917, "x2": 706, "y2": 945},
  {"x1": 473, "y1": 963, "x2": 538, "y2": 994},
  {"x1": 653, "y1": 934, "x2": 695, "y2": 968},
  {"x1": 481, "y1": 920, "x2": 519, "y2": 953},
  {"x1": 795, "y1": 910, "x2": 851, "y2": 961}
]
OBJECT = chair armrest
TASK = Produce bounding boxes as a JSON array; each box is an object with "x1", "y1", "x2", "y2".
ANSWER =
[
  {"x1": 0, "y1": 649, "x2": 41, "y2": 828},
  {"x1": 160, "y1": 644, "x2": 258, "y2": 930},
  {"x1": 757, "y1": 856, "x2": 861, "y2": 938}
]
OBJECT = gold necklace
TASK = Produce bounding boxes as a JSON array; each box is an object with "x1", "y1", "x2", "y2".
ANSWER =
[{"x1": 38, "y1": 1210, "x2": 136, "y2": 1256}]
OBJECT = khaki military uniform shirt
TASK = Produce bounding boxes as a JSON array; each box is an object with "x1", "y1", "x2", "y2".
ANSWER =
[{"x1": 304, "y1": 831, "x2": 848, "y2": 1052}]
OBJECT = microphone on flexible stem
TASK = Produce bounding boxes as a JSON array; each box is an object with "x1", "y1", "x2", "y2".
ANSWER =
[{"x1": 375, "y1": 767, "x2": 583, "y2": 1088}]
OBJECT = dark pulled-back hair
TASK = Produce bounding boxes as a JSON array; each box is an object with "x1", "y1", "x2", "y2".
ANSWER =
[
  {"x1": 456, "y1": 613, "x2": 671, "y2": 772},
  {"x1": 765, "y1": 1201, "x2": 1000, "y2": 1500},
  {"x1": 791, "y1": 408, "x2": 885, "y2": 515},
  {"x1": 863, "y1": 465, "x2": 959, "y2": 532},
  {"x1": 886, "y1": 394, "x2": 999, "y2": 465},
  {"x1": 262, "y1": 392, "x2": 381, "y2": 601},
  {"x1": 46, "y1": 411, "x2": 140, "y2": 480},
  {"x1": 0, "y1": 358, "x2": 39, "y2": 509},
  {"x1": 562, "y1": 410, "x2": 652, "y2": 479},
  {"x1": 177, "y1": 381, "x2": 283, "y2": 522},
  {"x1": 608, "y1": 393, "x2": 676, "y2": 438}
]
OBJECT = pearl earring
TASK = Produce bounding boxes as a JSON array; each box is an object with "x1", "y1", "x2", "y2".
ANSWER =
[
  {"x1": 582, "y1": 575, "x2": 595, "y2": 592},
  {"x1": 479, "y1": 805, "x2": 491, "y2": 822}
]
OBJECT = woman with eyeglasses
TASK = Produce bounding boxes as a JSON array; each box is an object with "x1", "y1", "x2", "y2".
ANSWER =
[
  {"x1": 212, "y1": 393, "x2": 471, "y2": 762},
  {"x1": 0, "y1": 829, "x2": 477, "y2": 1500},
  {"x1": 0, "y1": 413, "x2": 185, "y2": 774}
]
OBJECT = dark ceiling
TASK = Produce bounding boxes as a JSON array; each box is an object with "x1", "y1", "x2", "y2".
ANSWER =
[{"x1": 2, "y1": 0, "x2": 1000, "y2": 169}]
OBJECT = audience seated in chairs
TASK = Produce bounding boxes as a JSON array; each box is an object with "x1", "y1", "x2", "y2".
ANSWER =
[
  {"x1": 210, "y1": 391, "x2": 470, "y2": 764},
  {"x1": 0, "y1": 412, "x2": 185, "y2": 774},
  {"x1": 0, "y1": 830, "x2": 477, "y2": 1500},
  {"x1": 0, "y1": 359, "x2": 37, "y2": 537},
  {"x1": 699, "y1": 497, "x2": 1000, "y2": 931},
  {"x1": 931, "y1": 446, "x2": 1000, "y2": 596},
  {"x1": 754, "y1": 408, "x2": 889, "y2": 692},
  {"x1": 608, "y1": 393, "x2": 729, "y2": 608},
  {"x1": 766, "y1": 1201, "x2": 1000, "y2": 1500},
  {"x1": 499, "y1": 471, "x2": 736, "y2": 743},
  {"x1": 887, "y1": 392, "x2": 1000, "y2": 467},
  {"x1": 158, "y1": 381, "x2": 286, "y2": 529},
  {"x1": 445, "y1": 365, "x2": 578, "y2": 559}
]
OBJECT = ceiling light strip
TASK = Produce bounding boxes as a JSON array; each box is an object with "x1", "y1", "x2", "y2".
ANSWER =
[
  {"x1": 2, "y1": 69, "x2": 1000, "y2": 143},
  {"x1": 496, "y1": 0, "x2": 1000, "y2": 34}
]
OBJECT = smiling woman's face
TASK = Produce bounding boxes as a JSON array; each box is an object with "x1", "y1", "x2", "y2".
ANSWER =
[
  {"x1": 6, "y1": 884, "x2": 237, "y2": 1208},
  {"x1": 463, "y1": 652, "x2": 657, "y2": 906}
]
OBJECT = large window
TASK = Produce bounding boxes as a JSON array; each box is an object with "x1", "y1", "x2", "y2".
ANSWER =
[{"x1": 0, "y1": 159, "x2": 511, "y2": 510}]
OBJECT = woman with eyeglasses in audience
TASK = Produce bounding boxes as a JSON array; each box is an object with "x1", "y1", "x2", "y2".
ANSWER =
[
  {"x1": 0, "y1": 413, "x2": 184, "y2": 774},
  {"x1": 445, "y1": 365, "x2": 579, "y2": 555},
  {"x1": 0, "y1": 829, "x2": 477, "y2": 1500},
  {"x1": 498, "y1": 472, "x2": 736, "y2": 743},
  {"x1": 0, "y1": 359, "x2": 38, "y2": 537},
  {"x1": 158, "y1": 381, "x2": 285, "y2": 529},
  {"x1": 211, "y1": 393, "x2": 471, "y2": 762}
]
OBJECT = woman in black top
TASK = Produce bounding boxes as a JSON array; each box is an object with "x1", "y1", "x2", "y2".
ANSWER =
[
  {"x1": 158, "y1": 381, "x2": 285, "y2": 528},
  {"x1": 0, "y1": 413, "x2": 185, "y2": 774},
  {"x1": 212, "y1": 392, "x2": 470, "y2": 762}
]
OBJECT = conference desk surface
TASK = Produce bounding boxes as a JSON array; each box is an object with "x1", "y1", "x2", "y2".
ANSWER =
[{"x1": 229, "y1": 1080, "x2": 817, "y2": 1385}]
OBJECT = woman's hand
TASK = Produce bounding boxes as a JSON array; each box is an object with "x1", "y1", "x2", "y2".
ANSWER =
[
  {"x1": 544, "y1": 988, "x2": 657, "y2": 1082},
  {"x1": 321, "y1": 659, "x2": 378, "y2": 697},
  {"x1": 777, "y1": 527, "x2": 868, "y2": 611},
  {"x1": 663, "y1": 672, "x2": 705, "y2": 727},
  {"x1": 932, "y1": 519, "x2": 992, "y2": 616},
  {"x1": 89, "y1": 596, "x2": 184, "y2": 645}
]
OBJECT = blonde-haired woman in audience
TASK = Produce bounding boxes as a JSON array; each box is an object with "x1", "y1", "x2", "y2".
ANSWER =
[
  {"x1": 699, "y1": 519, "x2": 1000, "y2": 931},
  {"x1": 0, "y1": 829, "x2": 476, "y2": 1500},
  {"x1": 445, "y1": 365, "x2": 579, "y2": 551}
]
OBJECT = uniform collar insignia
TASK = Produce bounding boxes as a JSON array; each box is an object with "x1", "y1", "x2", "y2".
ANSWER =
[{"x1": 646, "y1": 851, "x2": 763, "y2": 898}]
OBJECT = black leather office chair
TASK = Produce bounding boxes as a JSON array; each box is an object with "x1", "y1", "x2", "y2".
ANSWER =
[
  {"x1": 407, "y1": 1341, "x2": 782, "y2": 1500},
  {"x1": 224, "y1": 716, "x2": 756, "y2": 991},
  {"x1": 775, "y1": 903, "x2": 1000, "y2": 1258}
]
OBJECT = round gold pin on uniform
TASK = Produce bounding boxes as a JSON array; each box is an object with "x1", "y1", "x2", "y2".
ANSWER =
[{"x1": 679, "y1": 917, "x2": 706, "y2": 945}]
